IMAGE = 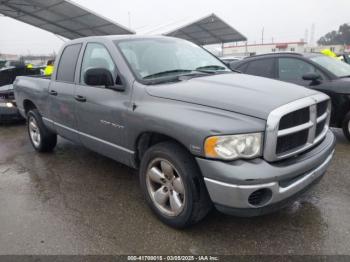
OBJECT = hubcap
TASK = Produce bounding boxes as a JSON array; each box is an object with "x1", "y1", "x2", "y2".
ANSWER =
[
  {"x1": 146, "y1": 158, "x2": 186, "y2": 217},
  {"x1": 29, "y1": 117, "x2": 41, "y2": 148}
]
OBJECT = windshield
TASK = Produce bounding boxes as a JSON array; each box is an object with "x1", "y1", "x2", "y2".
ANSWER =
[
  {"x1": 116, "y1": 38, "x2": 230, "y2": 82},
  {"x1": 310, "y1": 55, "x2": 350, "y2": 77}
]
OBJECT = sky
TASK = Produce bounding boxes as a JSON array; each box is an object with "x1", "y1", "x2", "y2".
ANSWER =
[{"x1": 0, "y1": 0, "x2": 349, "y2": 55}]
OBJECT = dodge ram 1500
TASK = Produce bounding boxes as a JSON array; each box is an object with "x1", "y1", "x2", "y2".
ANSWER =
[{"x1": 14, "y1": 36, "x2": 336, "y2": 228}]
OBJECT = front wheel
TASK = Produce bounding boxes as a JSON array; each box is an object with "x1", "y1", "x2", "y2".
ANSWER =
[
  {"x1": 139, "y1": 142, "x2": 212, "y2": 228},
  {"x1": 342, "y1": 112, "x2": 350, "y2": 142},
  {"x1": 27, "y1": 109, "x2": 57, "y2": 152}
]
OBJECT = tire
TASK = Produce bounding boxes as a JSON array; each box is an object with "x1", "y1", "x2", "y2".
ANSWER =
[
  {"x1": 27, "y1": 109, "x2": 57, "y2": 152},
  {"x1": 139, "y1": 141, "x2": 212, "y2": 228},
  {"x1": 342, "y1": 112, "x2": 350, "y2": 142}
]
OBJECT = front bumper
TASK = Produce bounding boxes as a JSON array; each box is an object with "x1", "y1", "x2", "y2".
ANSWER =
[{"x1": 196, "y1": 131, "x2": 336, "y2": 216}]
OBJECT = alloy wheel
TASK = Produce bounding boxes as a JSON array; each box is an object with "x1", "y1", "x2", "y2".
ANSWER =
[
  {"x1": 29, "y1": 117, "x2": 41, "y2": 148},
  {"x1": 146, "y1": 158, "x2": 186, "y2": 217}
]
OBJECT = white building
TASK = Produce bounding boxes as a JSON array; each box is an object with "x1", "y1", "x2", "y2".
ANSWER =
[
  {"x1": 223, "y1": 41, "x2": 350, "y2": 57},
  {"x1": 223, "y1": 41, "x2": 307, "y2": 56},
  {"x1": 304, "y1": 45, "x2": 350, "y2": 54}
]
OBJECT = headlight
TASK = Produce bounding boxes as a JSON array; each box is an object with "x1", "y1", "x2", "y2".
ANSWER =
[
  {"x1": 0, "y1": 102, "x2": 14, "y2": 108},
  {"x1": 6, "y1": 102, "x2": 14, "y2": 108},
  {"x1": 204, "y1": 133, "x2": 263, "y2": 160}
]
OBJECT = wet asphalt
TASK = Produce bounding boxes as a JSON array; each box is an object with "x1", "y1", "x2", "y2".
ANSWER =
[{"x1": 0, "y1": 123, "x2": 349, "y2": 255}]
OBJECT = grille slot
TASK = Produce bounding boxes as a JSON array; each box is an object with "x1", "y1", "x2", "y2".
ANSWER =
[
  {"x1": 317, "y1": 101, "x2": 328, "y2": 117},
  {"x1": 264, "y1": 94, "x2": 330, "y2": 162},
  {"x1": 279, "y1": 107, "x2": 310, "y2": 130},
  {"x1": 316, "y1": 119, "x2": 327, "y2": 137},
  {"x1": 276, "y1": 130, "x2": 309, "y2": 155}
]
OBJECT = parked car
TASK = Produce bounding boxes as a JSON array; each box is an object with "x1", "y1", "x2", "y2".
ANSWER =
[
  {"x1": 0, "y1": 62, "x2": 44, "y2": 123},
  {"x1": 230, "y1": 52, "x2": 350, "y2": 140},
  {"x1": 220, "y1": 55, "x2": 245, "y2": 67},
  {"x1": 0, "y1": 84, "x2": 23, "y2": 122},
  {"x1": 14, "y1": 36, "x2": 335, "y2": 228}
]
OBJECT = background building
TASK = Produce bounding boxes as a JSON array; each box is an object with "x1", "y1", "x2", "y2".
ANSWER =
[
  {"x1": 223, "y1": 41, "x2": 350, "y2": 57},
  {"x1": 223, "y1": 41, "x2": 307, "y2": 56}
]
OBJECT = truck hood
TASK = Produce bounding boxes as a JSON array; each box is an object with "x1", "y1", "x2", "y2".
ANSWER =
[{"x1": 146, "y1": 73, "x2": 318, "y2": 119}]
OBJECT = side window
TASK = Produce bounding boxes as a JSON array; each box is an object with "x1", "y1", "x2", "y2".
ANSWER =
[
  {"x1": 80, "y1": 43, "x2": 116, "y2": 84},
  {"x1": 245, "y1": 58, "x2": 275, "y2": 78},
  {"x1": 278, "y1": 58, "x2": 318, "y2": 81},
  {"x1": 56, "y1": 44, "x2": 82, "y2": 83}
]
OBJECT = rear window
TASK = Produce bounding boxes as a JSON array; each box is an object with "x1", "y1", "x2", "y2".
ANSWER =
[
  {"x1": 56, "y1": 44, "x2": 82, "y2": 83},
  {"x1": 245, "y1": 58, "x2": 276, "y2": 78}
]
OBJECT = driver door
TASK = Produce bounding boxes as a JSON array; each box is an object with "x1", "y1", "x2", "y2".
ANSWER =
[{"x1": 74, "y1": 42, "x2": 132, "y2": 164}]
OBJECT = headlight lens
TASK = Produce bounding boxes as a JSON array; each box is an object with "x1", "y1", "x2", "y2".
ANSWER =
[
  {"x1": 0, "y1": 102, "x2": 14, "y2": 108},
  {"x1": 204, "y1": 133, "x2": 263, "y2": 160}
]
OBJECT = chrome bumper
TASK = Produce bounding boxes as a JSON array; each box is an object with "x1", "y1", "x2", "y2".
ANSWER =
[
  {"x1": 197, "y1": 131, "x2": 336, "y2": 212},
  {"x1": 203, "y1": 151, "x2": 334, "y2": 209}
]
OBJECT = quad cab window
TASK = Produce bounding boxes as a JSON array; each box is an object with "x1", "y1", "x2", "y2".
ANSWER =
[{"x1": 56, "y1": 44, "x2": 82, "y2": 83}]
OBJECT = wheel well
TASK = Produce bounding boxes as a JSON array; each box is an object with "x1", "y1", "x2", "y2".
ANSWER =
[
  {"x1": 135, "y1": 132, "x2": 187, "y2": 167},
  {"x1": 23, "y1": 100, "x2": 37, "y2": 115}
]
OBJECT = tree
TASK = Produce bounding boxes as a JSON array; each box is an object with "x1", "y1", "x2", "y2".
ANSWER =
[{"x1": 318, "y1": 24, "x2": 350, "y2": 45}]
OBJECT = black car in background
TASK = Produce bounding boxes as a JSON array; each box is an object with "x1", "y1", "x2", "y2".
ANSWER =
[
  {"x1": 0, "y1": 62, "x2": 43, "y2": 123},
  {"x1": 230, "y1": 53, "x2": 350, "y2": 141}
]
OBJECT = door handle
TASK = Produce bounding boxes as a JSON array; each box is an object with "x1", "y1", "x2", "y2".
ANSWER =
[
  {"x1": 49, "y1": 90, "x2": 58, "y2": 96},
  {"x1": 75, "y1": 95, "x2": 87, "y2": 103}
]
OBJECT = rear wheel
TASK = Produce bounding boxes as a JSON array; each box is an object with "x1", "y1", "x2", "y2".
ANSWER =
[
  {"x1": 140, "y1": 142, "x2": 212, "y2": 228},
  {"x1": 27, "y1": 109, "x2": 57, "y2": 152},
  {"x1": 342, "y1": 112, "x2": 350, "y2": 142}
]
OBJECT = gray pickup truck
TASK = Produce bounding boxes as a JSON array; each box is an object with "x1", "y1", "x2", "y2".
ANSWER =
[{"x1": 14, "y1": 36, "x2": 336, "y2": 228}]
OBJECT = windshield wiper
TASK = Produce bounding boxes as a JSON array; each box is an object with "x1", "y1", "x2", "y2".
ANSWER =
[
  {"x1": 143, "y1": 70, "x2": 212, "y2": 85},
  {"x1": 196, "y1": 65, "x2": 227, "y2": 71},
  {"x1": 144, "y1": 69, "x2": 194, "y2": 79}
]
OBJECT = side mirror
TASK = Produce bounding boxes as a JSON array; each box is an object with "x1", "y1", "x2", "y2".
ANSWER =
[
  {"x1": 229, "y1": 61, "x2": 241, "y2": 72},
  {"x1": 302, "y1": 73, "x2": 321, "y2": 82},
  {"x1": 85, "y1": 68, "x2": 114, "y2": 87},
  {"x1": 84, "y1": 68, "x2": 125, "y2": 91}
]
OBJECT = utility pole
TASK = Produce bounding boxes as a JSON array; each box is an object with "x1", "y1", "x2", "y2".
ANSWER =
[{"x1": 262, "y1": 27, "x2": 265, "y2": 44}]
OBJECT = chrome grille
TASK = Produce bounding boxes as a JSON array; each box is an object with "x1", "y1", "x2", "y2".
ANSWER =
[{"x1": 264, "y1": 93, "x2": 331, "y2": 162}]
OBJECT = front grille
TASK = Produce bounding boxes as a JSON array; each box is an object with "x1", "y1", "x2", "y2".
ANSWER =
[{"x1": 264, "y1": 94, "x2": 330, "y2": 162}]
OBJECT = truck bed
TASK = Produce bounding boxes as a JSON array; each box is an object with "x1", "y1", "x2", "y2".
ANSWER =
[{"x1": 14, "y1": 76, "x2": 51, "y2": 118}]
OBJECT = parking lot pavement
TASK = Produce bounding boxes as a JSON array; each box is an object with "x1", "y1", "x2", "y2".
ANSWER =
[{"x1": 0, "y1": 124, "x2": 349, "y2": 255}]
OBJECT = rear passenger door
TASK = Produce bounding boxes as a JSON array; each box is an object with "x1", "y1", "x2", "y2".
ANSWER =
[
  {"x1": 238, "y1": 58, "x2": 277, "y2": 79},
  {"x1": 49, "y1": 43, "x2": 82, "y2": 143}
]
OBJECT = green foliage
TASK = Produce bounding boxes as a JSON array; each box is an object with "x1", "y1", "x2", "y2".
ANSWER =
[{"x1": 318, "y1": 24, "x2": 350, "y2": 45}]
